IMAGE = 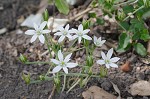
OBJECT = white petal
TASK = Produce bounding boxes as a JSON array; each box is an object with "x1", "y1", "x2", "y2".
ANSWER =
[
  {"x1": 107, "y1": 48, "x2": 113, "y2": 59},
  {"x1": 94, "y1": 36, "x2": 97, "y2": 42},
  {"x1": 64, "y1": 53, "x2": 72, "y2": 62},
  {"x1": 98, "y1": 37, "x2": 102, "y2": 41},
  {"x1": 58, "y1": 36, "x2": 65, "y2": 43},
  {"x1": 65, "y1": 24, "x2": 69, "y2": 31},
  {"x1": 78, "y1": 24, "x2": 83, "y2": 31},
  {"x1": 66, "y1": 34, "x2": 72, "y2": 39},
  {"x1": 72, "y1": 35, "x2": 78, "y2": 39},
  {"x1": 58, "y1": 50, "x2": 63, "y2": 61},
  {"x1": 109, "y1": 63, "x2": 118, "y2": 68},
  {"x1": 78, "y1": 37, "x2": 82, "y2": 44},
  {"x1": 101, "y1": 51, "x2": 106, "y2": 59},
  {"x1": 82, "y1": 35, "x2": 92, "y2": 40},
  {"x1": 105, "y1": 64, "x2": 110, "y2": 68},
  {"x1": 63, "y1": 67, "x2": 68, "y2": 74},
  {"x1": 69, "y1": 29, "x2": 78, "y2": 33},
  {"x1": 97, "y1": 60, "x2": 105, "y2": 65},
  {"x1": 51, "y1": 59, "x2": 60, "y2": 64},
  {"x1": 110, "y1": 57, "x2": 120, "y2": 62},
  {"x1": 34, "y1": 23, "x2": 39, "y2": 30},
  {"x1": 52, "y1": 66, "x2": 62, "y2": 73},
  {"x1": 54, "y1": 32, "x2": 62, "y2": 36},
  {"x1": 66, "y1": 63, "x2": 78, "y2": 68},
  {"x1": 30, "y1": 34, "x2": 37, "y2": 43},
  {"x1": 40, "y1": 21, "x2": 47, "y2": 30},
  {"x1": 42, "y1": 30, "x2": 51, "y2": 34},
  {"x1": 101, "y1": 40, "x2": 106, "y2": 44},
  {"x1": 25, "y1": 30, "x2": 35, "y2": 35},
  {"x1": 39, "y1": 35, "x2": 45, "y2": 43},
  {"x1": 57, "y1": 26, "x2": 64, "y2": 31},
  {"x1": 82, "y1": 29, "x2": 90, "y2": 34}
]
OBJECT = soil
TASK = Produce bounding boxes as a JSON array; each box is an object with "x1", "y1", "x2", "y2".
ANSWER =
[{"x1": 0, "y1": 0, "x2": 150, "y2": 99}]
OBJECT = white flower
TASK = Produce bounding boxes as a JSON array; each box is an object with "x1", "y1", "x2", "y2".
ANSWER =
[
  {"x1": 97, "y1": 48, "x2": 120, "y2": 68},
  {"x1": 54, "y1": 24, "x2": 73, "y2": 42},
  {"x1": 51, "y1": 50, "x2": 78, "y2": 74},
  {"x1": 71, "y1": 24, "x2": 92, "y2": 43},
  {"x1": 25, "y1": 21, "x2": 51, "y2": 44},
  {"x1": 94, "y1": 36, "x2": 106, "y2": 47}
]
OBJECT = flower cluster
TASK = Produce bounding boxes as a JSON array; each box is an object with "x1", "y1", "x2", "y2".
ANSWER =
[{"x1": 25, "y1": 21, "x2": 120, "y2": 74}]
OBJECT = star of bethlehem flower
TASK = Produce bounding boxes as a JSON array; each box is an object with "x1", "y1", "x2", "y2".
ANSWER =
[
  {"x1": 51, "y1": 50, "x2": 78, "y2": 74},
  {"x1": 94, "y1": 36, "x2": 106, "y2": 47},
  {"x1": 25, "y1": 21, "x2": 51, "y2": 44},
  {"x1": 97, "y1": 48, "x2": 120, "y2": 68},
  {"x1": 71, "y1": 24, "x2": 92, "y2": 43},
  {"x1": 54, "y1": 24, "x2": 73, "y2": 43}
]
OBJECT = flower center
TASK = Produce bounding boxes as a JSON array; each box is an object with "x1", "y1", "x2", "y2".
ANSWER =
[
  {"x1": 78, "y1": 32, "x2": 83, "y2": 36},
  {"x1": 61, "y1": 61, "x2": 66, "y2": 67},
  {"x1": 63, "y1": 31, "x2": 68, "y2": 35},
  {"x1": 96, "y1": 41, "x2": 100, "y2": 45},
  {"x1": 36, "y1": 30, "x2": 41, "y2": 35},
  {"x1": 105, "y1": 59, "x2": 110, "y2": 64}
]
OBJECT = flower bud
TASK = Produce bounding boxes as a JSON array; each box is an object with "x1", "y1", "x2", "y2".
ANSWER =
[
  {"x1": 19, "y1": 54, "x2": 27, "y2": 63},
  {"x1": 117, "y1": 9, "x2": 125, "y2": 21},
  {"x1": 22, "y1": 73, "x2": 30, "y2": 84},
  {"x1": 86, "y1": 56, "x2": 94, "y2": 67},
  {"x1": 43, "y1": 9, "x2": 49, "y2": 21}
]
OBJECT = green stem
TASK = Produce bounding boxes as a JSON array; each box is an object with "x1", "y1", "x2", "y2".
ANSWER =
[
  {"x1": 66, "y1": 79, "x2": 81, "y2": 93},
  {"x1": 61, "y1": 75, "x2": 66, "y2": 92},
  {"x1": 123, "y1": 5, "x2": 145, "y2": 21},
  {"x1": 67, "y1": 39, "x2": 77, "y2": 51},
  {"x1": 25, "y1": 61, "x2": 50, "y2": 64}
]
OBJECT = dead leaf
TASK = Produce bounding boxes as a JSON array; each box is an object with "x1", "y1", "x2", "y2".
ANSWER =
[
  {"x1": 82, "y1": 86, "x2": 117, "y2": 99},
  {"x1": 120, "y1": 61, "x2": 132, "y2": 72},
  {"x1": 129, "y1": 81, "x2": 150, "y2": 96},
  {"x1": 110, "y1": 82, "x2": 121, "y2": 99},
  {"x1": 47, "y1": 17, "x2": 69, "y2": 32},
  {"x1": 21, "y1": 14, "x2": 43, "y2": 28}
]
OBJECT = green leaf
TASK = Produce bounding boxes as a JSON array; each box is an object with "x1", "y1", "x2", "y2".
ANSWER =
[
  {"x1": 140, "y1": 29, "x2": 150, "y2": 41},
  {"x1": 117, "y1": 33, "x2": 131, "y2": 52},
  {"x1": 96, "y1": 18, "x2": 105, "y2": 25},
  {"x1": 55, "y1": 0, "x2": 69, "y2": 15},
  {"x1": 134, "y1": 43, "x2": 147, "y2": 56}
]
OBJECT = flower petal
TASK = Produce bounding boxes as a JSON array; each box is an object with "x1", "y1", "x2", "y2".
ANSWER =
[
  {"x1": 98, "y1": 37, "x2": 102, "y2": 41},
  {"x1": 110, "y1": 57, "x2": 120, "y2": 62},
  {"x1": 58, "y1": 50, "x2": 63, "y2": 61},
  {"x1": 78, "y1": 37, "x2": 82, "y2": 44},
  {"x1": 51, "y1": 59, "x2": 60, "y2": 64},
  {"x1": 58, "y1": 35, "x2": 65, "y2": 42},
  {"x1": 66, "y1": 34, "x2": 72, "y2": 39},
  {"x1": 66, "y1": 63, "x2": 78, "y2": 68},
  {"x1": 52, "y1": 66, "x2": 62, "y2": 73},
  {"x1": 69, "y1": 29, "x2": 78, "y2": 33},
  {"x1": 65, "y1": 24, "x2": 69, "y2": 31},
  {"x1": 25, "y1": 30, "x2": 35, "y2": 35},
  {"x1": 109, "y1": 63, "x2": 118, "y2": 68},
  {"x1": 34, "y1": 23, "x2": 39, "y2": 30},
  {"x1": 82, "y1": 29, "x2": 90, "y2": 34},
  {"x1": 42, "y1": 30, "x2": 51, "y2": 34},
  {"x1": 78, "y1": 24, "x2": 83, "y2": 31},
  {"x1": 97, "y1": 60, "x2": 105, "y2": 65},
  {"x1": 82, "y1": 35, "x2": 92, "y2": 40},
  {"x1": 105, "y1": 64, "x2": 110, "y2": 68},
  {"x1": 64, "y1": 53, "x2": 72, "y2": 62},
  {"x1": 94, "y1": 36, "x2": 97, "y2": 42},
  {"x1": 101, "y1": 51, "x2": 106, "y2": 59},
  {"x1": 54, "y1": 32, "x2": 62, "y2": 36},
  {"x1": 39, "y1": 34, "x2": 45, "y2": 43},
  {"x1": 30, "y1": 34, "x2": 37, "y2": 43},
  {"x1": 72, "y1": 35, "x2": 78, "y2": 39},
  {"x1": 107, "y1": 48, "x2": 113, "y2": 59},
  {"x1": 57, "y1": 26, "x2": 64, "y2": 31},
  {"x1": 63, "y1": 67, "x2": 68, "y2": 74},
  {"x1": 40, "y1": 21, "x2": 47, "y2": 30}
]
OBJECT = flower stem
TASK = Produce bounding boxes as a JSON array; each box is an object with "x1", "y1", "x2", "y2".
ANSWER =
[
  {"x1": 66, "y1": 78, "x2": 81, "y2": 93},
  {"x1": 25, "y1": 61, "x2": 50, "y2": 64},
  {"x1": 61, "y1": 75, "x2": 66, "y2": 92}
]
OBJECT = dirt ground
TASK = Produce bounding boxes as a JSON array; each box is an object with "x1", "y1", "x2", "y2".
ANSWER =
[{"x1": 0, "y1": 0, "x2": 150, "y2": 99}]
